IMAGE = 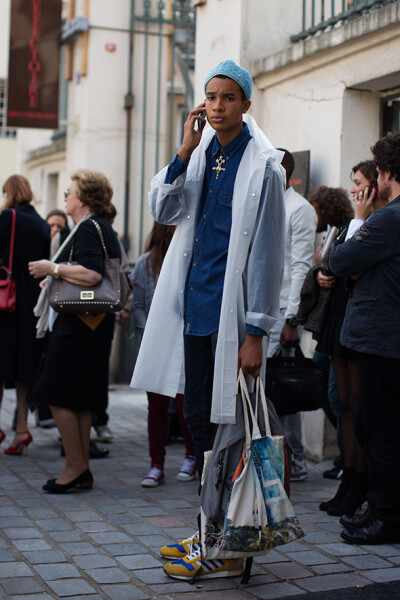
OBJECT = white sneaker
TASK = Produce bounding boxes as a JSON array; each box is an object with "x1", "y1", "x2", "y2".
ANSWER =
[
  {"x1": 141, "y1": 466, "x2": 165, "y2": 487},
  {"x1": 94, "y1": 425, "x2": 113, "y2": 443},
  {"x1": 176, "y1": 456, "x2": 197, "y2": 482}
]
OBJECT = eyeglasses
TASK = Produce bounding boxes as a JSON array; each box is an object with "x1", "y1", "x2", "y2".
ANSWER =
[{"x1": 64, "y1": 190, "x2": 71, "y2": 199}]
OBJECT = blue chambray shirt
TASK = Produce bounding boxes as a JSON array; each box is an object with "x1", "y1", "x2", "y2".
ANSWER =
[{"x1": 165, "y1": 123, "x2": 264, "y2": 336}]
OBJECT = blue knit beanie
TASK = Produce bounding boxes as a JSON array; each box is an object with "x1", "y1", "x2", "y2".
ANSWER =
[{"x1": 204, "y1": 60, "x2": 253, "y2": 100}]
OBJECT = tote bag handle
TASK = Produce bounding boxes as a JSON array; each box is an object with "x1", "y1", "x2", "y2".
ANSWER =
[
  {"x1": 255, "y1": 375, "x2": 271, "y2": 436},
  {"x1": 238, "y1": 370, "x2": 272, "y2": 440}
]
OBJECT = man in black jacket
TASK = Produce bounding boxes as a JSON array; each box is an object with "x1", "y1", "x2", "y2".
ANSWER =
[{"x1": 329, "y1": 131, "x2": 400, "y2": 545}]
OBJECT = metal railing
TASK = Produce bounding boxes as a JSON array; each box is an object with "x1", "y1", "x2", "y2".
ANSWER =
[{"x1": 291, "y1": 0, "x2": 398, "y2": 42}]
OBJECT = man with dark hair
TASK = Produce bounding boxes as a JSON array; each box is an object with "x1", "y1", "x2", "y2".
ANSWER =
[
  {"x1": 268, "y1": 149, "x2": 317, "y2": 481},
  {"x1": 329, "y1": 131, "x2": 400, "y2": 544}
]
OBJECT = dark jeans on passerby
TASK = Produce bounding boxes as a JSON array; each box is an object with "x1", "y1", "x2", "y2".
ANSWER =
[
  {"x1": 147, "y1": 392, "x2": 194, "y2": 469},
  {"x1": 183, "y1": 332, "x2": 218, "y2": 480},
  {"x1": 356, "y1": 351, "x2": 400, "y2": 528}
]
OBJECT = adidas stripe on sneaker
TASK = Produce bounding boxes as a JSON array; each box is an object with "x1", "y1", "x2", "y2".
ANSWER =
[
  {"x1": 160, "y1": 532, "x2": 200, "y2": 559},
  {"x1": 163, "y1": 548, "x2": 244, "y2": 580}
]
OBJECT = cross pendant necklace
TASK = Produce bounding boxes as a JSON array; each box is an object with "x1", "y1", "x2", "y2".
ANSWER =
[{"x1": 212, "y1": 154, "x2": 226, "y2": 180}]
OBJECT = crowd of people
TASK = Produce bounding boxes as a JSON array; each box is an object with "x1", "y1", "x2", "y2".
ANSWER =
[{"x1": 1, "y1": 58, "x2": 399, "y2": 581}]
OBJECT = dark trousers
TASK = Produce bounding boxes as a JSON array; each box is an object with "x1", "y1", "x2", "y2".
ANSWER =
[
  {"x1": 183, "y1": 333, "x2": 218, "y2": 480},
  {"x1": 147, "y1": 392, "x2": 194, "y2": 468},
  {"x1": 356, "y1": 351, "x2": 400, "y2": 527},
  {"x1": 313, "y1": 350, "x2": 343, "y2": 455}
]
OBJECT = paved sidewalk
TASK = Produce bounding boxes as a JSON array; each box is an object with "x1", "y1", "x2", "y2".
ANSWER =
[{"x1": 1, "y1": 386, "x2": 400, "y2": 600}]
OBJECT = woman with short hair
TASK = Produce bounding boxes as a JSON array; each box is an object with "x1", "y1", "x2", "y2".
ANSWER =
[{"x1": 29, "y1": 169, "x2": 121, "y2": 492}]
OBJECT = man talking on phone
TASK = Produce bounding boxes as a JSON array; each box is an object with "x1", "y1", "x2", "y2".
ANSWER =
[{"x1": 131, "y1": 60, "x2": 286, "y2": 580}]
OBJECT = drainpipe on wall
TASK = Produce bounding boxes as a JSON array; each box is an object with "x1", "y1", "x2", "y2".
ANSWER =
[{"x1": 122, "y1": 0, "x2": 135, "y2": 254}]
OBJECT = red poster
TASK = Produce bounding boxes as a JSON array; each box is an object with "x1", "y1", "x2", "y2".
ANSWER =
[{"x1": 7, "y1": 0, "x2": 62, "y2": 129}]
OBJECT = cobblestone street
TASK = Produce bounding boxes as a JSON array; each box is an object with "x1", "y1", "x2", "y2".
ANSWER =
[{"x1": 1, "y1": 386, "x2": 400, "y2": 600}]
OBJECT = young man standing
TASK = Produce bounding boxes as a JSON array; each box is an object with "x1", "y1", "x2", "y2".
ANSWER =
[
  {"x1": 131, "y1": 60, "x2": 286, "y2": 579},
  {"x1": 329, "y1": 131, "x2": 400, "y2": 545}
]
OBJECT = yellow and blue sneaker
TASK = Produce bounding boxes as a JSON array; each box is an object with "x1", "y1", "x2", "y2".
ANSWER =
[
  {"x1": 163, "y1": 548, "x2": 244, "y2": 580},
  {"x1": 160, "y1": 531, "x2": 201, "y2": 559}
]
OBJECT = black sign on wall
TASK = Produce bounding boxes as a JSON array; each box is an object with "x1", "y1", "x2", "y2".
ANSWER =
[
  {"x1": 7, "y1": 0, "x2": 62, "y2": 129},
  {"x1": 381, "y1": 97, "x2": 400, "y2": 137},
  {"x1": 290, "y1": 151, "x2": 310, "y2": 197}
]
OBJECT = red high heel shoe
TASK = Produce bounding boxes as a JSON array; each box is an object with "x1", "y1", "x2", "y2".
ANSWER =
[
  {"x1": 4, "y1": 430, "x2": 33, "y2": 455},
  {"x1": 0, "y1": 429, "x2": 6, "y2": 445}
]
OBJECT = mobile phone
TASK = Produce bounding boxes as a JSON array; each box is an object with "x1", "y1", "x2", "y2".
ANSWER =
[
  {"x1": 197, "y1": 110, "x2": 206, "y2": 130},
  {"x1": 369, "y1": 182, "x2": 378, "y2": 194}
]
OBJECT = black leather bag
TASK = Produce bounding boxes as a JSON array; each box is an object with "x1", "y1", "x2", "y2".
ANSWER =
[{"x1": 265, "y1": 346, "x2": 324, "y2": 416}]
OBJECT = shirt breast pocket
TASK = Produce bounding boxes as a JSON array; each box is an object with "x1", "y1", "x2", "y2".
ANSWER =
[{"x1": 213, "y1": 191, "x2": 233, "y2": 233}]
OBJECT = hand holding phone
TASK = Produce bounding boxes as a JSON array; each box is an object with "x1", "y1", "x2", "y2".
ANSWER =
[
  {"x1": 178, "y1": 102, "x2": 206, "y2": 162},
  {"x1": 355, "y1": 184, "x2": 376, "y2": 220}
]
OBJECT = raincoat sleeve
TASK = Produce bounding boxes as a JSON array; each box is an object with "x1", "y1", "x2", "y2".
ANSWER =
[
  {"x1": 148, "y1": 165, "x2": 189, "y2": 226},
  {"x1": 245, "y1": 162, "x2": 286, "y2": 334}
]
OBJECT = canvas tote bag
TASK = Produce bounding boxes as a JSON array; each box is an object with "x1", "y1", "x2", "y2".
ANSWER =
[{"x1": 201, "y1": 372, "x2": 304, "y2": 560}]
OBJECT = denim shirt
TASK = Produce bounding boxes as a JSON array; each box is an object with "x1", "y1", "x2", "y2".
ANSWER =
[{"x1": 165, "y1": 124, "x2": 263, "y2": 336}]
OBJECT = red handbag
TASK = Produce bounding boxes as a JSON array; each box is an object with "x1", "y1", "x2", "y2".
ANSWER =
[{"x1": 0, "y1": 208, "x2": 17, "y2": 312}]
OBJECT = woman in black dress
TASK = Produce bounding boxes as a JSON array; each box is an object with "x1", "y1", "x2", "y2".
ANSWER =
[
  {"x1": 315, "y1": 163, "x2": 386, "y2": 516},
  {"x1": 29, "y1": 170, "x2": 120, "y2": 493},
  {"x1": 0, "y1": 175, "x2": 50, "y2": 453}
]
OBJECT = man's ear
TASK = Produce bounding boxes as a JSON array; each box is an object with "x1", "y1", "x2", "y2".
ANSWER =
[{"x1": 242, "y1": 100, "x2": 251, "y2": 114}]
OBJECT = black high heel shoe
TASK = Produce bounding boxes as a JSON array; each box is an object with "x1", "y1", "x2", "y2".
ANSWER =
[{"x1": 43, "y1": 469, "x2": 93, "y2": 494}]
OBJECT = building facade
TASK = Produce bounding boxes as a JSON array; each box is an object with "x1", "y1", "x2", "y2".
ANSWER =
[
  {"x1": 2, "y1": 0, "x2": 195, "y2": 260},
  {"x1": 195, "y1": 0, "x2": 400, "y2": 193}
]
